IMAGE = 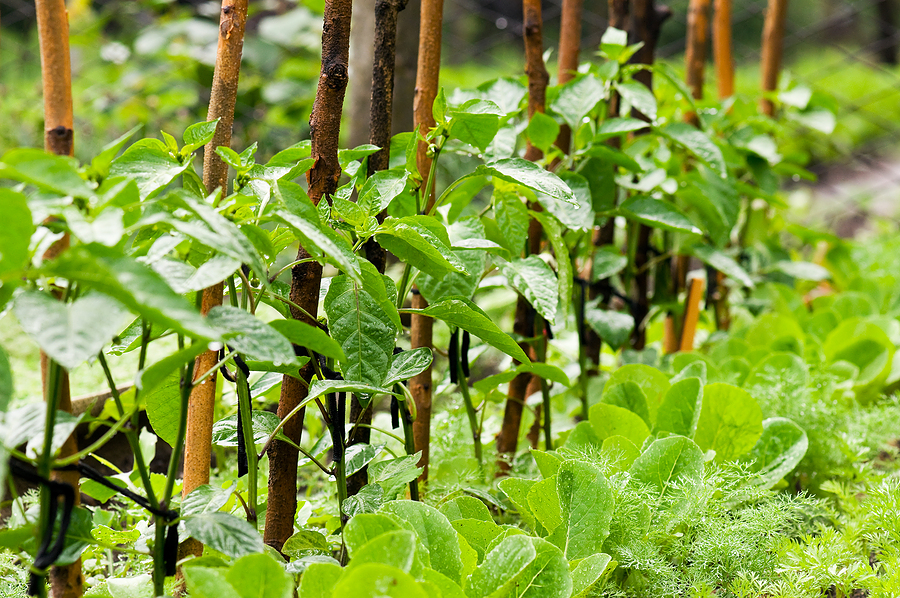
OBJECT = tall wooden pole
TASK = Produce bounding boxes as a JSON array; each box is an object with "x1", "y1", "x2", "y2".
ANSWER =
[
  {"x1": 180, "y1": 0, "x2": 248, "y2": 561},
  {"x1": 554, "y1": 0, "x2": 583, "y2": 153},
  {"x1": 713, "y1": 0, "x2": 734, "y2": 98},
  {"x1": 760, "y1": 0, "x2": 789, "y2": 116},
  {"x1": 265, "y1": 0, "x2": 353, "y2": 551}
]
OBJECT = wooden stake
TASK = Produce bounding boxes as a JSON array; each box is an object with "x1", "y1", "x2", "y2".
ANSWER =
[
  {"x1": 554, "y1": 0, "x2": 583, "y2": 153},
  {"x1": 713, "y1": 0, "x2": 734, "y2": 99},
  {"x1": 760, "y1": 0, "x2": 789, "y2": 116},
  {"x1": 684, "y1": 0, "x2": 711, "y2": 125},
  {"x1": 679, "y1": 277, "x2": 705, "y2": 352}
]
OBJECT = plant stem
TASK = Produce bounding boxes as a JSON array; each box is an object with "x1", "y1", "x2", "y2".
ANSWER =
[
  {"x1": 454, "y1": 333, "x2": 482, "y2": 467},
  {"x1": 396, "y1": 391, "x2": 420, "y2": 501},
  {"x1": 235, "y1": 365, "x2": 258, "y2": 525}
]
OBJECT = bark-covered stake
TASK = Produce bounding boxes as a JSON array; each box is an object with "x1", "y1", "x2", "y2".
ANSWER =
[
  {"x1": 496, "y1": 0, "x2": 549, "y2": 473},
  {"x1": 408, "y1": 0, "x2": 444, "y2": 484},
  {"x1": 760, "y1": 0, "x2": 789, "y2": 116},
  {"x1": 713, "y1": 0, "x2": 734, "y2": 99},
  {"x1": 554, "y1": 0, "x2": 583, "y2": 153},
  {"x1": 34, "y1": 0, "x2": 80, "y2": 595},
  {"x1": 265, "y1": 0, "x2": 353, "y2": 550},
  {"x1": 180, "y1": 0, "x2": 248, "y2": 561},
  {"x1": 347, "y1": 0, "x2": 409, "y2": 499},
  {"x1": 684, "y1": 0, "x2": 710, "y2": 126}
]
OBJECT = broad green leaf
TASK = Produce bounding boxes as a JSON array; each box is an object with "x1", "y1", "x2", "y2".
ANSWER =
[
  {"x1": 184, "y1": 512, "x2": 265, "y2": 558},
  {"x1": 358, "y1": 169, "x2": 411, "y2": 215},
  {"x1": 498, "y1": 477, "x2": 539, "y2": 533},
  {"x1": 589, "y1": 403, "x2": 650, "y2": 447},
  {"x1": 183, "y1": 120, "x2": 219, "y2": 154},
  {"x1": 452, "y1": 520, "x2": 504, "y2": 563},
  {"x1": 449, "y1": 99, "x2": 503, "y2": 151},
  {"x1": 345, "y1": 513, "x2": 403, "y2": 556},
  {"x1": 226, "y1": 553, "x2": 293, "y2": 598},
  {"x1": 423, "y1": 568, "x2": 468, "y2": 598},
  {"x1": 477, "y1": 77, "x2": 527, "y2": 114},
  {"x1": 743, "y1": 352, "x2": 809, "y2": 404},
  {"x1": 655, "y1": 378, "x2": 703, "y2": 437},
  {"x1": 606, "y1": 364, "x2": 670, "y2": 422},
  {"x1": 594, "y1": 118, "x2": 647, "y2": 141},
  {"x1": 601, "y1": 381, "x2": 650, "y2": 426},
  {"x1": 658, "y1": 122, "x2": 726, "y2": 175},
  {"x1": 44, "y1": 245, "x2": 218, "y2": 340},
  {"x1": 345, "y1": 443, "x2": 382, "y2": 477},
  {"x1": 109, "y1": 140, "x2": 189, "y2": 198},
  {"x1": 694, "y1": 383, "x2": 763, "y2": 462},
  {"x1": 552, "y1": 74, "x2": 605, "y2": 130},
  {"x1": 499, "y1": 255, "x2": 558, "y2": 324},
  {"x1": 419, "y1": 217, "x2": 488, "y2": 304},
  {"x1": 535, "y1": 170, "x2": 593, "y2": 232},
  {"x1": 380, "y1": 500, "x2": 464, "y2": 582},
  {"x1": 274, "y1": 181, "x2": 362, "y2": 283},
  {"x1": 514, "y1": 537, "x2": 572, "y2": 598},
  {"x1": 14, "y1": 291, "x2": 131, "y2": 370},
  {"x1": 267, "y1": 319, "x2": 345, "y2": 361},
  {"x1": 376, "y1": 216, "x2": 467, "y2": 278},
  {"x1": 619, "y1": 195, "x2": 702, "y2": 235},
  {"x1": 182, "y1": 567, "x2": 242, "y2": 598},
  {"x1": 144, "y1": 373, "x2": 184, "y2": 447},
  {"x1": 370, "y1": 453, "x2": 424, "y2": 498},
  {"x1": 525, "y1": 111, "x2": 560, "y2": 154},
  {"x1": 297, "y1": 562, "x2": 343, "y2": 598},
  {"x1": 181, "y1": 484, "x2": 234, "y2": 517},
  {"x1": 358, "y1": 261, "x2": 403, "y2": 330},
  {"x1": 346, "y1": 530, "x2": 418, "y2": 574},
  {"x1": 557, "y1": 460, "x2": 614, "y2": 560},
  {"x1": 600, "y1": 435, "x2": 640, "y2": 473},
  {"x1": 440, "y1": 496, "x2": 493, "y2": 523},
  {"x1": 1, "y1": 148, "x2": 93, "y2": 198},
  {"x1": 384, "y1": 347, "x2": 433, "y2": 387},
  {"x1": 282, "y1": 529, "x2": 331, "y2": 558},
  {"x1": 591, "y1": 245, "x2": 628, "y2": 282},
  {"x1": 564, "y1": 420, "x2": 602, "y2": 451},
  {"x1": 406, "y1": 296, "x2": 530, "y2": 363},
  {"x1": 584, "y1": 303, "x2": 633, "y2": 351},
  {"x1": 519, "y1": 362, "x2": 570, "y2": 386},
  {"x1": 211, "y1": 410, "x2": 280, "y2": 447},
  {"x1": 530, "y1": 449, "x2": 562, "y2": 478},
  {"x1": 478, "y1": 158, "x2": 576, "y2": 205},
  {"x1": 0, "y1": 189, "x2": 34, "y2": 282},
  {"x1": 0, "y1": 346, "x2": 12, "y2": 412},
  {"x1": 615, "y1": 81, "x2": 657, "y2": 121},
  {"x1": 307, "y1": 379, "x2": 394, "y2": 402},
  {"x1": 527, "y1": 476, "x2": 562, "y2": 533},
  {"x1": 530, "y1": 210, "x2": 573, "y2": 319},
  {"x1": 207, "y1": 306, "x2": 295, "y2": 365},
  {"x1": 325, "y1": 274, "x2": 399, "y2": 387},
  {"x1": 465, "y1": 535, "x2": 537, "y2": 598},
  {"x1": 770, "y1": 261, "x2": 831, "y2": 281},
  {"x1": 824, "y1": 318, "x2": 893, "y2": 395},
  {"x1": 630, "y1": 436, "x2": 704, "y2": 498},
  {"x1": 333, "y1": 563, "x2": 428, "y2": 598},
  {"x1": 691, "y1": 245, "x2": 754, "y2": 288},
  {"x1": 571, "y1": 553, "x2": 614, "y2": 597},
  {"x1": 747, "y1": 417, "x2": 808, "y2": 487}
]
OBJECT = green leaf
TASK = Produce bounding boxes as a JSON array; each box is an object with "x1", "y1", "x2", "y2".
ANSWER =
[
  {"x1": 619, "y1": 195, "x2": 702, "y2": 235},
  {"x1": 0, "y1": 189, "x2": 34, "y2": 282},
  {"x1": 747, "y1": 417, "x2": 808, "y2": 487},
  {"x1": 14, "y1": 291, "x2": 131, "y2": 370},
  {"x1": 606, "y1": 364, "x2": 670, "y2": 421},
  {"x1": 525, "y1": 111, "x2": 561, "y2": 154},
  {"x1": 452, "y1": 520, "x2": 503, "y2": 564},
  {"x1": 600, "y1": 435, "x2": 640, "y2": 473},
  {"x1": 552, "y1": 74, "x2": 606, "y2": 131},
  {"x1": 583, "y1": 302, "x2": 633, "y2": 351},
  {"x1": 359, "y1": 169, "x2": 411, "y2": 215},
  {"x1": 183, "y1": 120, "x2": 219, "y2": 154},
  {"x1": 346, "y1": 530, "x2": 419, "y2": 574},
  {"x1": 0, "y1": 345, "x2": 12, "y2": 413},
  {"x1": 564, "y1": 420, "x2": 601, "y2": 451},
  {"x1": 406, "y1": 296, "x2": 530, "y2": 364},
  {"x1": 594, "y1": 118, "x2": 648, "y2": 141},
  {"x1": 184, "y1": 512, "x2": 265, "y2": 558},
  {"x1": 1, "y1": 148, "x2": 93, "y2": 198},
  {"x1": 211, "y1": 410, "x2": 280, "y2": 447},
  {"x1": 88, "y1": 125, "x2": 141, "y2": 179},
  {"x1": 226, "y1": 553, "x2": 293, "y2": 598},
  {"x1": 345, "y1": 443, "x2": 382, "y2": 477},
  {"x1": 498, "y1": 477, "x2": 539, "y2": 533},
  {"x1": 359, "y1": 260, "x2": 403, "y2": 331},
  {"x1": 418, "y1": 218, "x2": 488, "y2": 304},
  {"x1": 109, "y1": 140, "x2": 189, "y2": 199},
  {"x1": 655, "y1": 377, "x2": 703, "y2": 437},
  {"x1": 629, "y1": 436, "x2": 704, "y2": 498},
  {"x1": 527, "y1": 476, "x2": 562, "y2": 535},
  {"x1": 44, "y1": 245, "x2": 218, "y2": 340},
  {"x1": 375, "y1": 216, "x2": 468, "y2": 278},
  {"x1": 334, "y1": 563, "x2": 429, "y2": 598},
  {"x1": 615, "y1": 81, "x2": 657, "y2": 121},
  {"x1": 207, "y1": 306, "x2": 295, "y2": 365},
  {"x1": 274, "y1": 181, "x2": 362, "y2": 283},
  {"x1": 384, "y1": 348, "x2": 433, "y2": 387},
  {"x1": 478, "y1": 158, "x2": 577, "y2": 205},
  {"x1": 307, "y1": 380, "x2": 394, "y2": 402},
  {"x1": 345, "y1": 513, "x2": 404, "y2": 557},
  {"x1": 283, "y1": 529, "x2": 331, "y2": 558},
  {"x1": 571, "y1": 553, "x2": 614, "y2": 597},
  {"x1": 439, "y1": 497, "x2": 493, "y2": 523},
  {"x1": 183, "y1": 568, "x2": 242, "y2": 598},
  {"x1": 694, "y1": 383, "x2": 763, "y2": 462},
  {"x1": 519, "y1": 363, "x2": 570, "y2": 386},
  {"x1": 324, "y1": 274, "x2": 399, "y2": 387},
  {"x1": 770, "y1": 261, "x2": 831, "y2": 281},
  {"x1": 181, "y1": 484, "x2": 234, "y2": 517},
  {"x1": 591, "y1": 245, "x2": 628, "y2": 281},
  {"x1": 589, "y1": 403, "x2": 650, "y2": 447},
  {"x1": 371, "y1": 454, "x2": 424, "y2": 499},
  {"x1": 514, "y1": 537, "x2": 572, "y2": 598},
  {"x1": 465, "y1": 535, "x2": 537, "y2": 598},
  {"x1": 530, "y1": 210, "x2": 573, "y2": 319},
  {"x1": 380, "y1": 500, "x2": 464, "y2": 582},
  {"x1": 658, "y1": 122, "x2": 726, "y2": 175},
  {"x1": 498, "y1": 256, "x2": 558, "y2": 324},
  {"x1": 537, "y1": 170, "x2": 593, "y2": 232},
  {"x1": 556, "y1": 460, "x2": 614, "y2": 559},
  {"x1": 602, "y1": 381, "x2": 650, "y2": 427},
  {"x1": 144, "y1": 373, "x2": 184, "y2": 447},
  {"x1": 449, "y1": 99, "x2": 503, "y2": 151},
  {"x1": 691, "y1": 245, "x2": 754, "y2": 288},
  {"x1": 267, "y1": 319, "x2": 345, "y2": 362}
]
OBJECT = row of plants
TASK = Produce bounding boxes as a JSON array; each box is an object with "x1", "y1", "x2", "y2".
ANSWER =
[{"x1": 1, "y1": 0, "x2": 898, "y2": 597}]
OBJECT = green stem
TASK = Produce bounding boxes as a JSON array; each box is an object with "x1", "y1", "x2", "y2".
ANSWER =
[
  {"x1": 396, "y1": 389, "x2": 420, "y2": 501},
  {"x1": 536, "y1": 317, "x2": 552, "y2": 451},
  {"x1": 235, "y1": 365, "x2": 258, "y2": 525},
  {"x1": 419, "y1": 146, "x2": 441, "y2": 214},
  {"x1": 576, "y1": 276, "x2": 590, "y2": 419},
  {"x1": 35, "y1": 356, "x2": 64, "y2": 597},
  {"x1": 227, "y1": 275, "x2": 240, "y2": 308},
  {"x1": 454, "y1": 332, "x2": 482, "y2": 467},
  {"x1": 395, "y1": 263, "x2": 412, "y2": 310}
]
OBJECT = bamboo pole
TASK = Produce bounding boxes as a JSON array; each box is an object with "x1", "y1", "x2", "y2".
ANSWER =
[
  {"x1": 679, "y1": 277, "x2": 704, "y2": 351},
  {"x1": 180, "y1": 0, "x2": 248, "y2": 562},
  {"x1": 684, "y1": 0, "x2": 710, "y2": 125},
  {"x1": 35, "y1": 0, "x2": 80, "y2": 595},
  {"x1": 265, "y1": 0, "x2": 353, "y2": 551},
  {"x1": 554, "y1": 0, "x2": 583, "y2": 153},
  {"x1": 408, "y1": 0, "x2": 444, "y2": 484},
  {"x1": 346, "y1": 0, "x2": 409, "y2": 499},
  {"x1": 760, "y1": 0, "x2": 789, "y2": 116},
  {"x1": 713, "y1": 0, "x2": 734, "y2": 98}
]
